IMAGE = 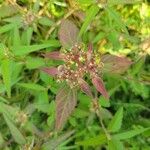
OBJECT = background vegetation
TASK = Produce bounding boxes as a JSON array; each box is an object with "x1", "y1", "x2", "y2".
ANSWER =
[{"x1": 0, "y1": 0, "x2": 150, "y2": 149}]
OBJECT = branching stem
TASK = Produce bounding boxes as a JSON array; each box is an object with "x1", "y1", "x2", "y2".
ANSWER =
[{"x1": 92, "y1": 99, "x2": 111, "y2": 140}]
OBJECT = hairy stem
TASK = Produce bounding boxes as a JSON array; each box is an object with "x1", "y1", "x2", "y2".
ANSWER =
[{"x1": 92, "y1": 99, "x2": 111, "y2": 140}]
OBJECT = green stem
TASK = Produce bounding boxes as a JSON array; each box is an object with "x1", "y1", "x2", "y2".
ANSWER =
[{"x1": 92, "y1": 99, "x2": 111, "y2": 140}]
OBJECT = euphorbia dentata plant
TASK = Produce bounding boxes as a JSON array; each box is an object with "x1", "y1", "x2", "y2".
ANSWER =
[{"x1": 42, "y1": 19, "x2": 132, "y2": 130}]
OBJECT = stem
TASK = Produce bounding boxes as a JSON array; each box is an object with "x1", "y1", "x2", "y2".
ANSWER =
[
  {"x1": 92, "y1": 99, "x2": 111, "y2": 140},
  {"x1": 96, "y1": 107, "x2": 111, "y2": 140}
]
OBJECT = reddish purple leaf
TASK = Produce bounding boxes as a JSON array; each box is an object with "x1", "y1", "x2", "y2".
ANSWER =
[
  {"x1": 92, "y1": 76, "x2": 109, "y2": 100},
  {"x1": 41, "y1": 67, "x2": 58, "y2": 76},
  {"x1": 43, "y1": 51, "x2": 64, "y2": 60},
  {"x1": 78, "y1": 78, "x2": 93, "y2": 98},
  {"x1": 55, "y1": 86, "x2": 77, "y2": 130},
  {"x1": 73, "y1": 10, "x2": 86, "y2": 22},
  {"x1": 101, "y1": 54, "x2": 132, "y2": 74},
  {"x1": 87, "y1": 43, "x2": 93, "y2": 61},
  {"x1": 58, "y1": 19, "x2": 80, "y2": 48}
]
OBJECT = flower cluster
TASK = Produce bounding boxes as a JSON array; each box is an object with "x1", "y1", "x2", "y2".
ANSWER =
[{"x1": 42, "y1": 43, "x2": 109, "y2": 99}]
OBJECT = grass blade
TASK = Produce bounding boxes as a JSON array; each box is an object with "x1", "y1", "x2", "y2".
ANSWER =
[
  {"x1": 78, "y1": 5, "x2": 99, "y2": 37},
  {"x1": 12, "y1": 40, "x2": 60, "y2": 56},
  {"x1": 0, "y1": 24, "x2": 15, "y2": 34},
  {"x1": 17, "y1": 83, "x2": 46, "y2": 91},
  {"x1": 108, "y1": 107, "x2": 123, "y2": 132},
  {"x1": 76, "y1": 134, "x2": 107, "y2": 146},
  {"x1": 113, "y1": 127, "x2": 150, "y2": 140},
  {"x1": 3, "y1": 113, "x2": 26, "y2": 145},
  {"x1": 1, "y1": 59, "x2": 12, "y2": 98}
]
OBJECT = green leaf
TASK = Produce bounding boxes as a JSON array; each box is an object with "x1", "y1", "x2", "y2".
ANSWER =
[
  {"x1": 12, "y1": 40, "x2": 60, "y2": 56},
  {"x1": 0, "y1": 132, "x2": 4, "y2": 147},
  {"x1": 0, "y1": 102, "x2": 19, "y2": 118},
  {"x1": 99, "y1": 96, "x2": 110, "y2": 107},
  {"x1": 35, "y1": 91, "x2": 50, "y2": 114},
  {"x1": 78, "y1": 93, "x2": 91, "y2": 107},
  {"x1": 107, "y1": 31, "x2": 121, "y2": 50},
  {"x1": 1, "y1": 59, "x2": 12, "y2": 98},
  {"x1": 3, "y1": 113, "x2": 26, "y2": 145},
  {"x1": 17, "y1": 83, "x2": 46, "y2": 91},
  {"x1": 0, "y1": 77, "x2": 21, "y2": 94},
  {"x1": 38, "y1": 17, "x2": 54, "y2": 26},
  {"x1": 131, "y1": 56, "x2": 145, "y2": 75},
  {"x1": 21, "y1": 27, "x2": 33, "y2": 45},
  {"x1": 40, "y1": 71, "x2": 53, "y2": 85},
  {"x1": 92, "y1": 32, "x2": 106, "y2": 43},
  {"x1": 42, "y1": 130, "x2": 75, "y2": 150},
  {"x1": 108, "y1": 0, "x2": 142, "y2": 5},
  {"x1": 33, "y1": 0, "x2": 40, "y2": 13},
  {"x1": 3, "y1": 15, "x2": 22, "y2": 25},
  {"x1": 113, "y1": 127, "x2": 150, "y2": 140},
  {"x1": 26, "y1": 56, "x2": 45, "y2": 69},
  {"x1": 77, "y1": 0, "x2": 94, "y2": 5},
  {"x1": 108, "y1": 107, "x2": 123, "y2": 132},
  {"x1": 0, "y1": 24, "x2": 15, "y2": 34},
  {"x1": 108, "y1": 138, "x2": 124, "y2": 150},
  {"x1": 0, "y1": 96, "x2": 9, "y2": 103},
  {"x1": 13, "y1": 26, "x2": 21, "y2": 46},
  {"x1": 76, "y1": 134, "x2": 107, "y2": 146},
  {"x1": 116, "y1": 102, "x2": 150, "y2": 112},
  {"x1": 0, "y1": 4, "x2": 18, "y2": 18},
  {"x1": 11, "y1": 62, "x2": 23, "y2": 82},
  {"x1": 0, "y1": 43, "x2": 6, "y2": 59},
  {"x1": 105, "y1": 7, "x2": 128, "y2": 34},
  {"x1": 47, "y1": 101, "x2": 55, "y2": 126},
  {"x1": 130, "y1": 81, "x2": 149, "y2": 99},
  {"x1": 73, "y1": 108, "x2": 89, "y2": 118},
  {"x1": 78, "y1": 5, "x2": 99, "y2": 37}
]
